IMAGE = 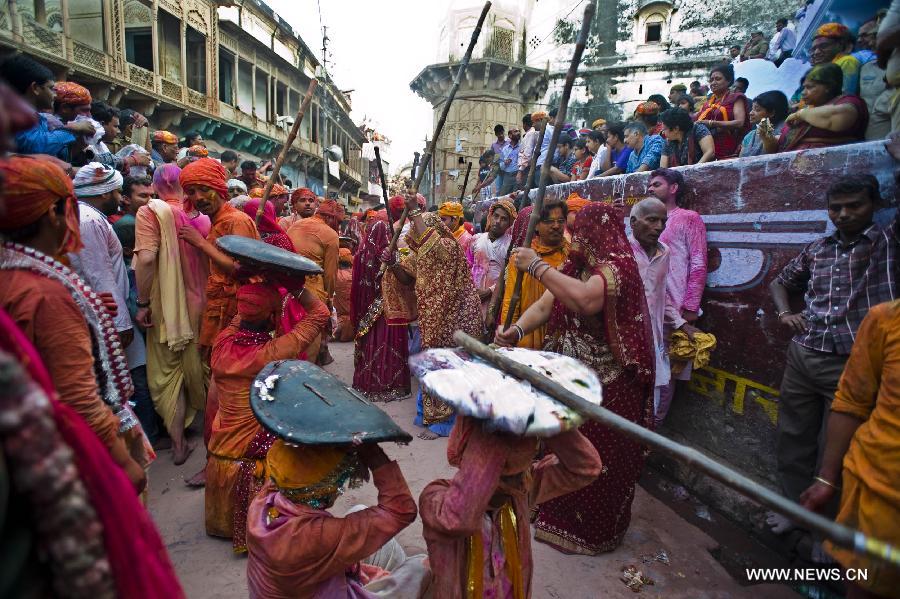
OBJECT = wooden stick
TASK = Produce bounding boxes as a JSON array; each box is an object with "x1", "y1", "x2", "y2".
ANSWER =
[
  {"x1": 383, "y1": 1, "x2": 492, "y2": 258},
  {"x1": 374, "y1": 145, "x2": 393, "y2": 227},
  {"x1": 485, "y1": 119, "x2": 548, "y2": 334},
  {"x1": 256, "y1": 79, "x2": 318, "y2": 226},
  {"x1": 452, "y1": 331, "x2": 900, "y2": 568},
  {"x1": 459, "y1": 161, "x2": 473, "y2": 200},
  {"x1": 503, "y1": 0, "x2": 594, "y2": 329},
  {"x1": 410, "y1": 152, "x2": 420, "y2": 187}
]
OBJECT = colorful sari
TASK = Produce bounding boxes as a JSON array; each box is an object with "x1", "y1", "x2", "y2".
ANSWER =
[
  {"x1": 351, "y1": 217, "x2": 411, "y2": 401},
  {"x1": 694, "y1": 91, "x2": 749, "y2": 159},
  {"x1": 778, "y1": 95, "x2": 868, "y2": 151},
  {"x1": 401, "y1": 213, "x2": 483, "y2": 435},
  {"x1": 534, "y1": 203, "x2": 655, "y2": 555}
]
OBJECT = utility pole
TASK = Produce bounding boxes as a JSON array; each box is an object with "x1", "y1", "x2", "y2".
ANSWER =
[{"x1": 321, "y1": 26, "x2": 329, "y2": 199}]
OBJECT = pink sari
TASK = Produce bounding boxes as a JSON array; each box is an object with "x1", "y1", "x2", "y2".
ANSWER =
[
  {"x1": 351, "y1": 217, "x2": 410, "y2": 401},
  {"x1": 534, "y1": 203, "x2": 656, "y2": 555}
]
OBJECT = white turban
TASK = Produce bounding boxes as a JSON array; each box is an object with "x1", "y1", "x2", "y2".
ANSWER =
[
  {"x1": 73, "y1": 162, "x2": 123, "y2": 198},
  {"x1": 227, "y1": 178, "x2": 247, "y2": 193}
]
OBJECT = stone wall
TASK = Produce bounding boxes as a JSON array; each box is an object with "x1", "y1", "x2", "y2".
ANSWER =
[{"x1": 482, "y1": 140, "x2": 897, "y2": 528}]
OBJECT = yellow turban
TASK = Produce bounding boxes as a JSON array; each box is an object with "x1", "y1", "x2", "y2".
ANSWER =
[
  {"x1": 530, "y1": 111, "x2": 549, "y2": 121},
  {"x1": 591, "y1": 118, "x2": 606, "y2": 129},
  {"x1": 566, "y1": 192, "x2": 591, "y2": 213},
  {"x1": 489, "y1": 197, "x2": 517, "y2": 222},
  {"x1": 669, "y1": 330, "x2": 717, "y2": 375},
  {"x1": 266, "y1": 440, "x2": 358, "y2": 506},
  {"x1": 438, "y1": 201, "x2": 464, "y2": 218}
]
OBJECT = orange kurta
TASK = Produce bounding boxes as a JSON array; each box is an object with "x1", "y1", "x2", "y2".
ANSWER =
[
  {"x1": 200, "y1": 203, "x2": 260, "y2": 348},
  {"x1": 826, "y1": 300, "x2": 900, "y2": 595},
  {"x1": 0, "y1": 272, "x2": 132, "y2": 469},
  {"x1": 205, "y1": 301, "x2": 330, "y2": 543},
  {"x1": 246, "y1": 461, "x2": 417, "y2": 599},
  {"x1": 499, "y1": 240, "x2": 569, "y2": 349},
  {"x1": 333, "y1": 267, "x2": 353, "y2": 342}
]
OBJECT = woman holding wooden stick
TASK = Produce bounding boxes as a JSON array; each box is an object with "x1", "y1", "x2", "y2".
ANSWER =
[{"x1": 495, "y1": 202, "x2": 655, "y2": 554}]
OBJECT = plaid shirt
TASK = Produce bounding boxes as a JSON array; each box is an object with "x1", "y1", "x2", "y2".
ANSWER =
[{"x1": 777, "y1": 215, "x2": 899, "y2": 355}]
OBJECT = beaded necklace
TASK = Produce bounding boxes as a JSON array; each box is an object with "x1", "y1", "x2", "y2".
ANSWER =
[{"x1": 0, "y1": 242, "x2": 137, "y2": 432}]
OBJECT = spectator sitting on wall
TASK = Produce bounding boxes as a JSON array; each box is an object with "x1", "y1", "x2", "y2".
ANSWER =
[
  {"x1": 695, "y1": 63, "x2": 750, "y2": 159},
  {"x1": 669, "y1": 83, "x2": 688, "y2": 104},
  {"x1": 689, "y1": 80, "x2": 708, "y2": 107},
  {"x1": 768, "y1": 174, "x2": 898, "y2": 537},
  {"x1": 150, "y1": 130, "x2": 179, "y2": 166},
  {"x1": 647, "y1": 93, "x2": 672, "y2": 112},
  {"x1": 733, "y1": 77, "x2": 750, "y2": 95},
  {"x1": 219, "y1": 149, "x2": 240, "y2": 179},
  {"x1": 659, "y1": 107, "x2": 714, "y2": 167},
  {"x1": 810, "y1": 23, "x2": 862, "y2": 96},
  {"x1": 108, "y1": 108, "x2": 149, "y2": 155},
  {"x1": 549, "y1": 134, "x2": 578, "y2": 183},
  {"x1": 728, "y1": 45, "x2": 742, "y2": 65},
  {"x1": 472, "y1": 149, "x2": 500, "y2": 200},
  {"x1": 624, "y1": 121, "x2": 665, "y2": 174},
  {"x1": 675, "y1": 94, "x2": 696, "y2": 114},
  {"x1": 740, "y1": 90, "x2": 790, "y2": 157},
  {"x1": 0, "y1": 54, "x2": 94, "y2": 160},
  {"x1": 598, "y1": 121, "x2": 633, "y2": 177},
  {"x1": 767, "y1": 18, "x2": 797, "y2": 66},
  {"x1": 852, "y1": 18, "x2": 879, "y2": 65},
  {"x1": 741, "y1": 31, "x2": 770, "y2": 61},
  {"x1": 761, "y1": 63, "x2": 868, "y2": 153},
  {"x1": 634, "y1": 101, "x2": 664, "y2": 136},
  {"x1": 585, "y1": 129, "x2": 607, "y2": 178},
  {"x1": 569, "y1": 138, "x2": 593, "y2": 181}
]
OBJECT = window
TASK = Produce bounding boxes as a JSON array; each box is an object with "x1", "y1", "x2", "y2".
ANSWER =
[
  {"x1": 254, "y1": 68, "x2": 268, "y2": 121},
  {"x1": 645, "y1": 23, "x2": 661, "y2": 43},
  {"x1": 19, "y1": 0, "x2": 63, "y2": 31},
  {"x1": 157, "y1": 10, "x2": 181, "y2": 80},
  {"x1": 218, "y1": 48, "x2": 235, "y2": 105},
  {"x1": 186, "y1": 26, "x2": 207, "y2": 93},
  {"x1": 69, "y1": 0, "x2": 104, "y2": 50},
  {"x1": 126, "y1": 27, "x2": 153, "y2": 70},
  {"x1": 237, "y1": 59, "x2": 253, "y2": 114}
]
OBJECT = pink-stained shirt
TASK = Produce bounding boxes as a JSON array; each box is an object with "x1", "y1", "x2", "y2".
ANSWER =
[
  {"x1": 629, "y1": 237, "x2": 684, "y2": 388},
  {"x1": 658, "y1": 206, "x2": 707, "y2": 314}
]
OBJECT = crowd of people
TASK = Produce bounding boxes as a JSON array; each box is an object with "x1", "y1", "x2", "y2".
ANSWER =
[{"x1": 0, "y1": 5, "x2": 897, "y2": 598}]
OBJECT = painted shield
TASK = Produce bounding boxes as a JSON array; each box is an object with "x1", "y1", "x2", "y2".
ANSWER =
[{"x1": 250, "y1": 360, "x2": 412, "y2": 445}]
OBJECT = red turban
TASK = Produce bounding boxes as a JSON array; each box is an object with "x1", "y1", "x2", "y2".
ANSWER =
[
  {"x1": 566, "y1": 192, "x2": 591, "y2": 213},
  {"x1": 635, "y1": 101, "x2": 660, "y2": 116},
  {"x1": 388, "y1": 195, "x2": 406, "y2": 220},
  {"x1": 815, "y1": 22, "x2": 850, "y2": 40},
  {"x1": 0, "y1": 156, "x2": 82, "y2": 253},
  {"x1": 53, "y1": 81, "x2": 91, "y2": 107},
  {"x1": 317, "y1": 199, "x2": 345, "y2": 220},
  {"x1": 291, "y1": 187, "x2": 316, "y2": 203},
  {"x1": 187, "y1": 145, "x2": 208, "y2": 158},
  {"x1": 152, "y1": 130, "x2": 178, "y2": 145},
  {"x1": 179, "y1": 158, "x2": 228, "y2": 202},
  {"x1": 236, "y1": 283, "x2": 281, "y2": 322}
]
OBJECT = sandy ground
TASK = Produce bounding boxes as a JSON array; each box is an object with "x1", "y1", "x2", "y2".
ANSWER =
[{"x1": 147, "y1": 340, "x2": 795, "y2": 598}]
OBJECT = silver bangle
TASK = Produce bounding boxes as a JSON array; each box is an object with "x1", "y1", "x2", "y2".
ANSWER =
[{"x1": 512, "y1": 324, "x2": 525, "y2": 342}]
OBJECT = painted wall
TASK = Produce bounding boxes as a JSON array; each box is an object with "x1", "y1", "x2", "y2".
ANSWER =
[{"x1": 482, "y1": 140, "x2": 897, "y2": 526}]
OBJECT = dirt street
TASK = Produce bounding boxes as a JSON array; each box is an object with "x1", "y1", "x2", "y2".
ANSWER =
[{"x1": 147, "y1": 340, "x2": 794, "y2": 598}]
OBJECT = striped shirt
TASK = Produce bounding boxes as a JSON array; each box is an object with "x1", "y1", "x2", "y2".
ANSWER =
[{"x1": 777, "y1": 215, "x2": 898, "y2": 355}]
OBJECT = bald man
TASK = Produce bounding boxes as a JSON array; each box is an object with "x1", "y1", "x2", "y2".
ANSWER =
[{"x1": 628, "y1": 198, "x2": 697, "y2": 425}]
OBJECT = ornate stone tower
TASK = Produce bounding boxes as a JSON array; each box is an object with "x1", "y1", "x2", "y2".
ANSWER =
[{"x1": 409, "y1": 0, "x2": 548, "y2": 203}]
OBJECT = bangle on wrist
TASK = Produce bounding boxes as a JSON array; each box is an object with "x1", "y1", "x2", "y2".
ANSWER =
[
  {"x1": 814, "y1": 475, "x2": 840, "y2": 491},
  {"x1": 136, "y1": 299, "x2": 150, "y2": 308},
  {"x1": 408, "y1": 208, "x2": 422, "y2": 217},
  {"x1": 512, "y1": 323, "x2": 524, "y2": 342},
  {"x1": 776, "y1": 309, "x2": 790, "y2": 318}
]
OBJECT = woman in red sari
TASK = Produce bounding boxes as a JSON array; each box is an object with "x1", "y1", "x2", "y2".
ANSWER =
[
  {"x1": 351, "y1": 211, "x2": 411, "y2": 401},
  {"x1": 694, "y1": 63, "x2": 749, "y2": 159},
  {"x1": 496, "y1": 202, "x2": 655, "y2": 555}
]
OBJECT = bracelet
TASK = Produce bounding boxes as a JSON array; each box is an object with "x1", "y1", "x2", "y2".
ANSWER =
[
  {"x1": 813, "y1": 476, "x2": 840, "y2": 490},
  {"x1": 408, "y1": 208, "x2": 422, "y2": 217},
  {"x1": 776, "y1": 309, "x2": 790, "y2": 318},
  {"x1": 535, "y1": 262, "x2": 552, "y2": 282},
  {"x1": 136, "y1": 298, "x2": 151, "y2": 308},
  {"x1": 512, "y1": 324, "x2": 524, "y2": 342}
]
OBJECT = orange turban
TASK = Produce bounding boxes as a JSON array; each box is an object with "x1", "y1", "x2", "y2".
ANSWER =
[
  {"x1": 236, "y1": 283, "x2": 281, "y2": 322},
  {"x1": 531, "y1": 111, "x2": 549, "y2": 121},
  {"x1": 188, "y1": 145, "x2": 208, "y2": 158},
  {"x1": 566, "y1": 192, "x2": 591, "y2": 213},
  {"x1": 152, "y1": 130, "x2": 178, "y2": 145},
  {"x1": 438, "y1": 201, "x2": 464, "y2": 218},
  {"x1": 179, "y1": 157, "x2": 228, "y2": 202},
  {"x1": 635, "y1": 101, "x2": 660, "y2": 116},
  {"x1": 489, "y1": 198, "x2": 517, "y2": 222},
  {"x1": 291, "y1": 187, "x2": 316, "y2": 203},
  {"x1": 53, "y1": 81, "x2": 91, "y2": 106},
  {"x1": 317, "y1": 199, "x2": 345, "y2": 220},
  {"x1": 338, "y1": 247, "x2": 353, "y2": 265},
  {"x1": 815, "y1": 22, "x2": 850, "y2": 40},
  {"x1": 266, "y1": 439, "x2": 357, "y2": 506},
  {"x1": 0, "y1": 156, "x2": 82, "y2": 253},
  {"x1": 270, "y1": 183, "x2": 288, "y2": 197},
  {"x1": 249, "y1": 187, "x2": 264, "y2": 199}
]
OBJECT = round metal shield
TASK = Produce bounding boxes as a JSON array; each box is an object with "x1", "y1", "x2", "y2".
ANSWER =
[{"x1": 216, "y1": 235, "x2": 323, "y2": 276}]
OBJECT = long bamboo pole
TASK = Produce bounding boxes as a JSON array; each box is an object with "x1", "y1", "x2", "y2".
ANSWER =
[
  {"x1": 255, "y1": 79, "x2": 318, "y2": 226},
  {"x1": 383, "y1": 1, "x2": 492, "y2": 258},
  {"x1": 452, "y1": 330, "x2": 900, "y2": 568},
  {"x1": 503, "y1": 0, "x2": 595, "y2": 329},
  {"x1": 458, "y1": 161, "x2": 473, "y2": 200},
  {"x1": 485, "y1": 119, "x2": 548, "y2": 335},
  {"x1": 374, "y1": 145, "x2": 393, "y2": 228}
]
